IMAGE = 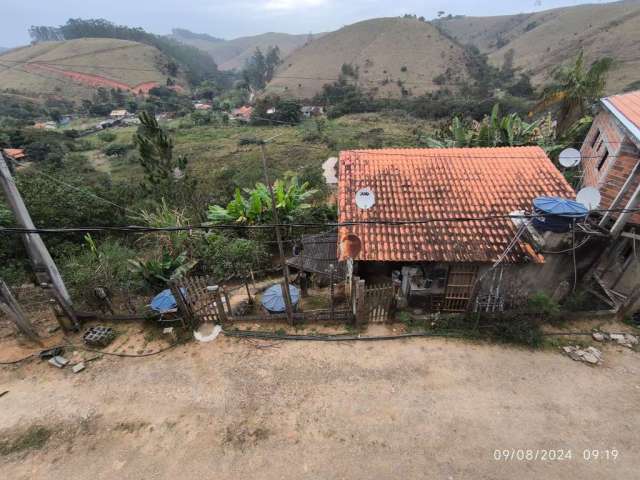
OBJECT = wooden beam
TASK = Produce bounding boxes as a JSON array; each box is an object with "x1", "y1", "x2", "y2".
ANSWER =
[
  {"x1": 621, "y1": 231, "x2": 640, "y2": 241},
  {"x1": 0, "y1": 153, "x2": 78, "y2": 330},
  {"x1": 0, "y1": 279, "x2": 41, "y2": 343}
]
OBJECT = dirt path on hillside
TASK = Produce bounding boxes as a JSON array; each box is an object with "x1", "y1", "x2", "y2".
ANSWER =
[{"x1": 1, "y1": 325, "x2": 639, "y2": 479}]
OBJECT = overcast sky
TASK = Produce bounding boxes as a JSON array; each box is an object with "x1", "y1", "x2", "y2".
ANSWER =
[{"x1": 2, "y1": 0, "x2": 618, "y2": 47}]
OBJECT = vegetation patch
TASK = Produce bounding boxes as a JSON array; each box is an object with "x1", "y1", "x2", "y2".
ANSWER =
[{"x1": 0, "y1": 425, "x2": 53, "y2": 456}]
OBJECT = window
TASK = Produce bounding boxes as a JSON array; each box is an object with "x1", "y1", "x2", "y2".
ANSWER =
[
  {"x1": 597, "y1": 149, "x2": 609, "y2": 171},
  {"x1": 591, "y1": 130, "x2": 601, "y2": 148}
]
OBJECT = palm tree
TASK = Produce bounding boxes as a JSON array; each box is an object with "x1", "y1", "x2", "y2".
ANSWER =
[{"x1": 535, "y1": 51, "x2": 613, "y2": 133}]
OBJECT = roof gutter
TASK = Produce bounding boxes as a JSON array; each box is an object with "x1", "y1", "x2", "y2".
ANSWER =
[{"x1": 601, "y1": 98, "x2": 640, "y2": 146}]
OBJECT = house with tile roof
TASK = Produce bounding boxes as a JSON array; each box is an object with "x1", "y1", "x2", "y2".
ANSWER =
[
  {"x1": 337, "y1": 146, "x2": 579, "y2": 312},
  {"x1": 579, "y1": 89, "x2": 640, "y2": 313},
  {"x1": 2, "y1": 148, "x2": 26, "y2": 163}
]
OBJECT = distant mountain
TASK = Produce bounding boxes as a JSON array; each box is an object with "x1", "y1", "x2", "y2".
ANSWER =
[
  {"x1": 266, "y1": 17, "x2": 470, "y2": 100},
  {"x1": 436, "y1": 0, "x2": 640, "y2": 93},
  {"x1": 171, "y1": 29, "x2": 319, "y2": 71},
  {"x1": 0, "y1": 38, "x2": 184, "y2": 101},
  {"x1": 0, "y1": 47, "x2": 8, "y2": 54}
]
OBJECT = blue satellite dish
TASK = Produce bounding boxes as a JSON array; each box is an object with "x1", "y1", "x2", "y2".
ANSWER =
[
  {"x1": 150, "y1": 288, "x2": 186, "y2": 313},
  {"x1": 261, "y1": 284, "x2": 300, "y2": 313}
]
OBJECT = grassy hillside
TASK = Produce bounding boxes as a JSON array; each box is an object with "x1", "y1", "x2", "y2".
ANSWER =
[
  {"x1": 436, "y1": 0, "x2": 640, "y2": 93},
  {"x1": 266, "y1": 17, "x2": 469, "y2": 100},
  {"x1": 0, "y1": 38, "x2": 183, "y2": 101},
  {"x1": 171, "y1": 29, "x2": 317, "y2": 71}
]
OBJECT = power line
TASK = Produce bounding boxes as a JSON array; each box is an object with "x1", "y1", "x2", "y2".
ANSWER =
[{"x1": 0, "y1": 207, "x2": 637, "y2": 235}]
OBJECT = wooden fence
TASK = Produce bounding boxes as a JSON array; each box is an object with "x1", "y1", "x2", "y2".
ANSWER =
[{"x1": 170, "y1": 276, "x2": 232, "y2": 328}]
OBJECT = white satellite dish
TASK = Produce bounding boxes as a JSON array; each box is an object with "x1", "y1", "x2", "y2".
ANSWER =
[
  {"x1": 355, "y1": 187, "x2": 376, "y2": 210},
  {"x1": 559, "y1": 148, "x2": 582, "y2": 168},
  {"x1": 576, "y1": 187, "x2": 601, "y2": 210}
]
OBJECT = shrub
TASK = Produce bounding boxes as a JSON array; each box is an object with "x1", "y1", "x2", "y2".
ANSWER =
[
  {"x1": 526, "y1": 292, "x2": 561, "y2": 320},
  {"x1": 197, "y1": 233, "x2": 268, "y2": 280},
  {"x1": 61, "y1": 235, "x2": 137, "y2": 304},
  {"x1": 98, "y1": 131, "x2": 117, "y2": 143},
  {"x1": 103, "y1": 142, "x2": 132, "y2": 157}
]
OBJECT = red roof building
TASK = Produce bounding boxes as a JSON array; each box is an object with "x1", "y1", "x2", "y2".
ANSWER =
[
  {"x1": 578, "y1": 90, "x2": 640, "y2": 313},
  {"x1": 338, "y1": 147, "x2": 574, "y2": 264},
  {"x1": 2, "y1": 148, "x2": 26, "y2": 161}
]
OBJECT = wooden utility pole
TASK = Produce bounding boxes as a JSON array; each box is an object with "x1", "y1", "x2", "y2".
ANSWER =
[
  {"x1": 0, "y1": 279, "x2": 41, "y2": 343},
  {"x1": 259, "y1": 143, "x2": 294, "y2": 324},
  {"x1": 0, "y1": 153, "x2": 79, "y2": 330}
]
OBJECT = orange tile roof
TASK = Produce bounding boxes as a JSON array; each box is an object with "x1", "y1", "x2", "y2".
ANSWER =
[
  {"x1": 2, "y1": 148, "x2": 26, "y2": 160},
  {"x1": 338, "y1": 147, "x2": 575, "y2": 263},
  {"x1": 605, "y1": 90, "x2": 640, "y2": 134}
]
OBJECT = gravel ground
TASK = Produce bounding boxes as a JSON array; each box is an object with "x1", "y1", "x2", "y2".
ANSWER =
[{"x1": 1, "y1": 325, "x2": 639, "y2": 479}]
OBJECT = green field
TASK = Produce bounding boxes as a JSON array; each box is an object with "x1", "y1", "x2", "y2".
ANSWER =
[{"x1": 81, "y1": 112, "x2": 434, "y2": 195}]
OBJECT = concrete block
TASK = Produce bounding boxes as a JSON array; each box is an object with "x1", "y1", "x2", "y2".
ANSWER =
[{"x1": 72, "y1": 362, "x2": 85, "y2": 374}]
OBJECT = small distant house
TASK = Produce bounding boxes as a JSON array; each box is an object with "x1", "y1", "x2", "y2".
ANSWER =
[
  {"x1": 301, "y1": 106, "x2": 325, "y2": 118},
  {"x1": 337, "y1": 147, "x2": 577, "y2": 312},
  {"x1": 266, "y1": 107, "x2": 277, "y2": 115},
  {"x1": 109, "y1": 109, "x2": 128, "y2": 118},
  {"x1": 194, "y1": 103, "x2": 212, "y2": 111},
  {"x1": 2, "y1": 148, "x2": 26, "y2": 163},
  {"x1": 32, "y1": 121, "x2": 57, "y2": 130},
  {"x1": 578, "y1": 89, "x2": 640, "y2": 312},
  {"x1": 231, "y1": 106, "x2": 253, "y2": 123}
]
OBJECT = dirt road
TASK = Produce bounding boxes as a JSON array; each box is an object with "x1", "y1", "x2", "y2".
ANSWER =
[{"x1": 1, "y1": 327, "x2": 639, "y2": 479}]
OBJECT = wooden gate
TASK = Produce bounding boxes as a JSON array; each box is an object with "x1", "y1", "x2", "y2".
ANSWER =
[
  {"x1": 365, "y1": 283, "x2": 396, "y2": 322},
  {"x1": 443, "y1": 264, "x2": 479, "y2": 312},
  {"x1": 170, "y1": 276, "x2": 232, "y2": 328}
]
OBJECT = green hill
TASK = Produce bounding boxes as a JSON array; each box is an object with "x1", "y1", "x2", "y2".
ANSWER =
[
  {"x1": 171, "y1": 29, "x2": 320, "y2": 71},
  {"x1": 0, "y1": 38, "x2": 185, "y2": 101},
  {"x1": 436, "y1": 0, "x2": 640, "y2": 93},
  {"x1": 266, "y1": 17, "x2": 469, "y2": 100}
]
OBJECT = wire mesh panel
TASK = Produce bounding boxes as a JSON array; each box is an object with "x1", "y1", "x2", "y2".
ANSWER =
[{"x1": 443, "y1": 264, "x2": 479, "y2": 312}]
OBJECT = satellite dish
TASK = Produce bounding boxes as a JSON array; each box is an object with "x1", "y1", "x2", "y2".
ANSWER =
[
  {"x1": 576, "y1": 187, "x2": 601, "y2": 210},
  {"x1": 355, "y1": 187, "x2": 375, "y2": 210},
  {"x1": 341, "y1": 234, "x2": 362, "y2": 259},
  {"x1": 559, "y1": 148, "x2": 581, "y2": 168}
]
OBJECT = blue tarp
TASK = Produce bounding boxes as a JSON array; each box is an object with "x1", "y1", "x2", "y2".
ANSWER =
[
  {"x1": 532, "y1": 197, "x2": 588, "y2": 217},
  {"x1": 261, "y1": 284, "x2": 300, "y2": 313},
  {"x1": 532, "y1": 197, "x2": 589, "y2": 233},
  {"x1": 150, "y1": 288, "x2": 185, "y2": 313}
]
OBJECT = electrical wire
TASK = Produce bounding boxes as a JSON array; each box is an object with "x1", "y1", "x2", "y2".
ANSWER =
[
  {"x1": 223, "y1": 329, "x2": 467, "y2": 342},
  {"x1": 0, "y1": 341, "x2": 180, "y2": 365},
  {"x1": 1, "y1": 208, "x2": 638, "y2": 236}
]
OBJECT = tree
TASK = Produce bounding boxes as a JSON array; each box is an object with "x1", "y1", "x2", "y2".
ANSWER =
[
  {"x1": 134, "y1": 111, "x2": 195, "y2": 203},
  {"x1": 424, "y1": 104, "x2": 555, "y2": 148},
  {"x1": 207, "y1": 175, "x2": 317, "y2": 225},
  {"x1": 242, "y1": 46, "x2": 282, "y2": 90},
  {"x1": 536, "y1": 51, "x2": 614, "y2": 133},
  {"x1": 251, "y1": 95, "x2": 302, "y2": 125}
]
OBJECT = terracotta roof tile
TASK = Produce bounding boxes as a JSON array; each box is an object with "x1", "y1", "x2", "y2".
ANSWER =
[
  {"x1": 338, "y1": 147, "x2": 575, "y2": 263},
  {"x1": 606, "y1": 90, "x2": 640, "y2": 133},
  {"x1": 2, "y1": 148, "x2": 26, "y2": 160}
]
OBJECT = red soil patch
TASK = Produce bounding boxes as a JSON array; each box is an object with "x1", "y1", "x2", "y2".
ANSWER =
[{"x1": 24, "y1": 63, "x2": 161, "y2": 94}]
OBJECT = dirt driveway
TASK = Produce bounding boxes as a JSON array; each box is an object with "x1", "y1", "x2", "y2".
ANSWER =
[{"x1": 1, "y1": 326, "x2": 639, "y2": 479}]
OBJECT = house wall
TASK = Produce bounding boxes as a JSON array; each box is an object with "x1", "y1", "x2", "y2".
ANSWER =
[{"x1": 581, "y1": 110, "x2": 640, "y2": 225}]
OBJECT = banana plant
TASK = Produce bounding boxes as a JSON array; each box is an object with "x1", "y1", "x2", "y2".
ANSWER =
[{"x1": 207, "y1": 175, "x2": 317, "y2": 225}]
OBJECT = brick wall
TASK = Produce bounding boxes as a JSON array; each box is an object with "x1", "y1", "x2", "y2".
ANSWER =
[{"x1": 580, "y1": 111, "x2": 640, "y2": 225}]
